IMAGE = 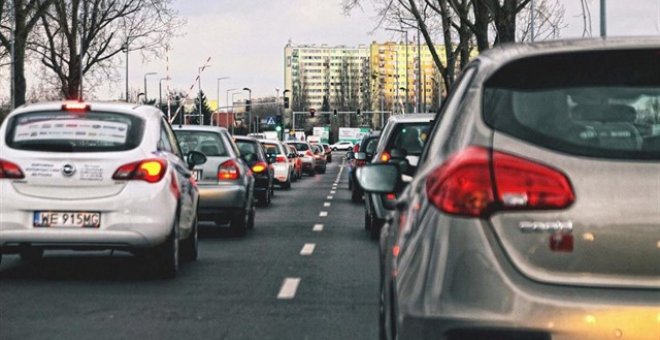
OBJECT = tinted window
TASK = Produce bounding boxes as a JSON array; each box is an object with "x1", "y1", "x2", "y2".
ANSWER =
[
  {"x1": 364, "y1": 138, "x2": 379, "y2": 153},
  {"x1": 386, "y1": 123, "x2": 431, "y2": 156},
  {"x1": 484, "y1": 49, "x2": 660, "y2": 160},
  {"x1": 174, "y1": 130, "x2": 228, "y2": 157},
  {"x1": 288, "y1": 142, "x2": 309, "y2": 151},
  {"x1": 262, "y1": 143, "x2": 281, "y2": 155},
  {"x1": 6, "y1": 111, "x2": 144, "y2": 152},
  {"x1": 236, "y1": 140, "x2": 258, "y2": 155}
]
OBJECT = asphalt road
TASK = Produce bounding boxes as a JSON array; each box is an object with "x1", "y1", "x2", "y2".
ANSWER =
[{"x1": 0, "y1": 154, "x2": 379, "y2": 340}]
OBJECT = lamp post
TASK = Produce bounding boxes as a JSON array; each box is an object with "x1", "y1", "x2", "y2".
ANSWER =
[
  {"x1": 387, "y1": 28, "x2": 409, "y2": 113},
  {"x1": 216, "y1": 77, "x2": 230, "y2": 126},
  {"x1": 226, "y1": 88, "x2": 238, "y2": 134},
  {"x1": 143, "y1": 72, "x2": 157, "y2": 103},
  {"x1": 243, "y1": 87, "x2": 252, "y2": 133},
  {"x1": 197, "y1": 61, "x2": 212, "y2": 125},
  {"x1": 283, "y1": 89, "x2": 290, "y2": 139},
  {"x1": 158, "y1": 77, "x2": 170, "y2": 109},
  {"x1": 122, "y1": 41, "x2": 129, "y2": 102}
]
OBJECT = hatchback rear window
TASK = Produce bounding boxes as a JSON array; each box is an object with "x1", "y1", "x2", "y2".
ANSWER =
[
  {"x1": 262, "y1": 143, "x2": 281, "y2": 155},
  {"x1": 288, "y1": 143, "x2": 309, "y2": 151},
  {"x1": 5, "y1": 111, "x2": 144, "y2": 152},
  {"x1": 484, "y1": 49, "x2": 660, "y2": 160},
  {"x1": 174, "y1": 130, "x2": 228, "y2": 157},
  {"x1": 235, "y1": 140, "x2": 258, "y2": 155}
]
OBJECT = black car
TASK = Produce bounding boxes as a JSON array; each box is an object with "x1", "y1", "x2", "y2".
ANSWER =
[
  {"x1": 234, "y1": 136, "x2": 275, "y2": 207},
  {"x1": 349, "y1": 131, "x2": 380, "y2": 203}
]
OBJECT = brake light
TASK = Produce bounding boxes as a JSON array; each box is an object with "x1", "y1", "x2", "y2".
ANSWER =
[
  {"x1": 218, "y1": 159, "x2": 240, "y2": 180},
  {"x1": 386, "y1": 193, "x2": 397, "y2": 201},
  {"x1": 252, "y1": 161, "x2": 268, "y2": 173},
  {"x1": 61, "y1": 101, "x2": 90, "y2": 112},
  {"x1": 169, "y1": 172, "x2": 180, "y2": 199},
  {"x1": 0, "y1": 159, "x2": 24, "y2": 179},
  {"x1": 276, "y1": 155, "x2": 287, "y2": 163},
  {"x1": 112, "y1": 159, "x2": 167, "y2": 183},
  {"x1": 305, "y1": 150, "x2": 314, "y2": 157},
  {"x1": 425, "y1": 146, "x2": 574, "y2": 217},
  {"x1": 380, "y1": 151, "x2": 391, "y2": 163}
]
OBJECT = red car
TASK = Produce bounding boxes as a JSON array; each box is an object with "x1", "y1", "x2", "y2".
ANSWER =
[{"x1": 286, "y1": 144, "x2": 303, "y2": 180}]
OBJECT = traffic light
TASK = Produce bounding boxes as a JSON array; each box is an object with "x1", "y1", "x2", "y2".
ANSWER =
[
  {"x1": 283, "y1": 97, "x2": 289, "y2": 109},
  {"x1": 357, "y1": 109, "x2": 361, "y2": 116},
  {"x1": 333, "y1": 109, "x2": 337, "y2": 117},
  {"x1": 275, "y1": 125, "x2": 282, "y2": 132},
  {"x1": 309, "y1": 108, "x2": 315, "y2": 118},
  {"x1": 245, "y1": 99, "x2": 251, "y2": 112}
]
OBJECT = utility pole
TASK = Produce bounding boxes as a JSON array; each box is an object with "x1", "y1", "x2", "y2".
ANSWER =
[
  {"x1": 600, "y1": 0, "x2": 607, "y2": 37},
  {"x1": 216, "y1": 77, "x2": 229, "y2": 127},
  {"x1": 9, "y1": 0, "x2": 15, "y2": 110}
]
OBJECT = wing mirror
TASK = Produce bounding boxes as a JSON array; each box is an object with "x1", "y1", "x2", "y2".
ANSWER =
[
  {"x1": 187, "y1": 150, "x2": 207, "y2": 170},
  {"x1": 356, "y1": 163, "x2": 399, "y2": 193}
]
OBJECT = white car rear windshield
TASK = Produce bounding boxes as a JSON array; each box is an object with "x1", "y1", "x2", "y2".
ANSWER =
[
  {"x1": 484, "y1": 49, "x2": 660, "y2": 160},
  {"x1": 5, "y1": 111, "x2": 144, "y2": 152}
]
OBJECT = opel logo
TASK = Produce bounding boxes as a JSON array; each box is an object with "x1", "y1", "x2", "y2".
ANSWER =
[{"x1": 62, "y1": 164, "x2": 76, "y2": 177}]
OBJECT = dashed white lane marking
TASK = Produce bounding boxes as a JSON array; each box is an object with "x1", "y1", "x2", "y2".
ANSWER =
[
  {"x1": 324, "y1": 202, "x2": 331, "y2": 207},
  {"x1": 313, "y1": 223, "x2": 324, "y2": 231},
  {"x1": 327, "y1": 195, "x2": 333, "y2": 200},
  {"x1": 300, "y1": 243, "x2": 316, "y2": 256},
  {"x1": 277, "y1": 278, "x2": 301, "y2": 299},
  {"x1": 330, "y1": 190, "x2": 336, "y2": 194},
  {"x1": 319, "y1": 211, "x2": 328, "y2": 217}
]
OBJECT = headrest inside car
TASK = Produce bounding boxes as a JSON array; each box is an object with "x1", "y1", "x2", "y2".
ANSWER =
[{"x1": 571, "y1": 104, "x2": 637, "y2": 123}]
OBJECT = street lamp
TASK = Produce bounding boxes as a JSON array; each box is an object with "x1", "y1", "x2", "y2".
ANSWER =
[
  {"x1": 143, "y1": 72, "x2": 157, "y2": 103},
  {"x1": 386, "y1": 28, "x2": 409, "y2": 113},
  {"x1": 122, "y1": 41, "x2": 129, "y2": 102},
  {"x1": 197, "y1": 60, "x2": 212, "y2": 125},
  {"x1": 283, "y1": 89, "x2": 291, "y2": 139},
  {"x1": 159, "y1": 76, "x2": 170, "y2": 109},
  {"x1": 243, "y1": 87, "x2": 252, "y2": 133},
  {"x1": 216, "y1": 77, "x2": 230, "y2": 126},
  {"x1": 226, "y1": 88, "x2": 238, "y2": 134}
]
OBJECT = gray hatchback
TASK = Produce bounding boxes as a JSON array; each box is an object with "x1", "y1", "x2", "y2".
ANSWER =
[
  {"x1": 174, "y1": 126, "x2": 255, "y2": 236},
  {"x1": 359, "y1": 38, "x2": 660, "y2": 340}
]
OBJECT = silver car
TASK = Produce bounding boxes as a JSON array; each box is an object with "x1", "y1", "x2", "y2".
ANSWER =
[
  {"x1": 359, "y1": 38, "x2": 660, "y2": 339},
  {"x1": 173, "y1": 125, "x2": 255, "y2": 236}
]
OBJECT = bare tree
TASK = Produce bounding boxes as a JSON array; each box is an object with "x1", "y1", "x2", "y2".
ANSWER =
[
  {"x1": 579, "y1": 0, "x2": 593, "y2": 37},
  {"x1": 517, "y1": 0, "x2": 566, "y2": 42},
  {"x1": 0, "y1": 0, "x2": 55, "y2": 107},
  {"x1": 34, "y1": 0, "x2": 182, "y2": 99}
]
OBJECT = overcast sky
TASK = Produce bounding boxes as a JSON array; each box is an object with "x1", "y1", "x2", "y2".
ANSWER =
[{"x1": 2, "y1": 0, "x2": 660, "y2": 104}]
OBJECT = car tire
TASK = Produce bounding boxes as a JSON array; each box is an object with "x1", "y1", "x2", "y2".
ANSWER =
[
  {"x1": 351, "y1": 187, "x2": 362, "y2": 203},
  {"x1": 258, "y1": 189, "x2": 271, "y2": 207},
  {"x1": 370, "y1": 216, "x2": 384, "y2": 240},
  {"x1": 348, "y1": 176, "x2": 353, "y2": 190},
  {"x1": 247, "y1": 205, "x2": 255, "y2": 229},
  {"x1": 332, "y1": 147, "x2": 337, "y2": 151},
  {"x1": 282, "y1": 178, "x2": 291, "y2": 189},
  {"x1": 180, "y1": 215, "x2": 198, "y2": 262},
  {"x1": 364, "y1": 210, "x2": 371, "y2": 231},
  {"x1": 20, "y1": 248, "x2": 44, "y2": 262},
  {"x1": 319, "y1": 166, "x2": 326, "y2": 174},
  {"x1": 152, "y1": 223, "x2": 179, "y2": 279},
  {"x1": 230, "y1": 210, "x2": 248, "y2": 237}
]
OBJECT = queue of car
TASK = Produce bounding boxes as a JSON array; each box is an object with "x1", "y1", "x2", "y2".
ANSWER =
[
  {"x1": 0, "y1": 101, "x2": 334, "y2": 279},
  {"x1": 354, "y1": 38, "x2": 660, "y2": 340}
]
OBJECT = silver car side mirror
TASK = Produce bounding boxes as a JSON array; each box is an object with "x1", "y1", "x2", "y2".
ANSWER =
[{"x1": 356, "y1": 163, "x2": 398, "y2": 193}]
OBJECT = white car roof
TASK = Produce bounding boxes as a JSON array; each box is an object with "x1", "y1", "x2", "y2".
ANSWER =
[{"x1": 7, "y1": 101, "x2": 164, "y2": 122}]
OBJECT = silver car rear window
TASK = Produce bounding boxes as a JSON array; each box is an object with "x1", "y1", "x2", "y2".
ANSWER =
[
  {"x1": 5, "y1": 110, "x2": 144, "y2": 152},
  {"x1": 174, "y1": 130, "x2": 228, "y2": 157},
  {"x1": 484, "y1": 49, "x2": 660, "y2": 160}
]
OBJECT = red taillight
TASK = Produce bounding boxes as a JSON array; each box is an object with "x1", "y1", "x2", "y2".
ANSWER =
[
  {"x1": 251, "y1": 161, "x2": 268, "y2": 173},
  {"x1": 380, "y1": 151, "x2": 391, "y2": 163},
  {"x1": 353, "y1": 144, "x2": 360, "y2": 152},
  {"x1": 169, "y1": 172, "x2": 180, "y2": 199},
  {"x1": 113, "y1": 159, "x2": 167, "y2": 183},
  {"x1": 425, "y1": 146, "x2": 574, "y2": 217},
  {"x1": 276, "y1": 155, "x2": 287, "y2": 163},
  {"x1": 305, "y1": 150, "x2": 314, "y2": 157},
  {"x1": 386, "y1": 193, "x2": 397, "y2": 201},
  {"x1": 218, "y1": 159, "x2": 240, "y2": 180},
  {"x1": 0, "y1": 159, "x2": 25, "y2": 179}
]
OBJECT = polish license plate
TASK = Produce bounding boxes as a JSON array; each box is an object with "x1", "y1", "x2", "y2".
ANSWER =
[
  {"x1": 34, "y1": 211, "x2": 101, "y2": 228},
  {"x1": 192, "y1": 170, "x2": 202, "y2": 181}
]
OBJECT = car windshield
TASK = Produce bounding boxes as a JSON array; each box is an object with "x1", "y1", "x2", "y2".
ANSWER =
[
  {"x1": 235, "y1": 139, "x2": 258, "y2": 155},
  {"x1": 288, "y1": 142, "x2": 309, "y2": 151},
  {"x1": 5, "y1": 111, "x2": 144, "y2": 152},
  {"x1": 174, "y1": 130, "x2": 228, "y2": 156}
]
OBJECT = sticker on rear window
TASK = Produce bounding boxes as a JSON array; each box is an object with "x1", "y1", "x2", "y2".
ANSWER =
[{"x1": 13, "y1": 119, "x2": 128, "y2": 144}]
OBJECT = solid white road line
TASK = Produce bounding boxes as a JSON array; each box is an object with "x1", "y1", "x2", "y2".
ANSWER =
[
  {"x1": 277, "y1": 278, "x2": 301, "y2": 300},
  {"x1": 324, "y1": 202, "x2": 331, "y2": 207},
  {"x1": 313, "y1": 223, "x2": 324, "y2": 231},
  {"x1": 319, "y1": 211, "x2": 328, "y2": 217},
  {"x1": 300, "y1": 243, "x2": 316, "y2": 256}
]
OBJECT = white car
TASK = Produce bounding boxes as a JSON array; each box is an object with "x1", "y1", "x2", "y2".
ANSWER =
[
  {"x1": 330, "y1": 141, "x2": 354, "y2": 151},
  {"x1": 0, "y1": 101, "x2": 206, "y2": 278},
  {"x1": 260, "y1": 140, "x2": 293, "y2": 189}
]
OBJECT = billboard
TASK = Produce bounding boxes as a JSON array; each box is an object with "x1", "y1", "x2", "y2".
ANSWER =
[{"x1": 338, "y1": 127, "x2": 371, "y2": 143}]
